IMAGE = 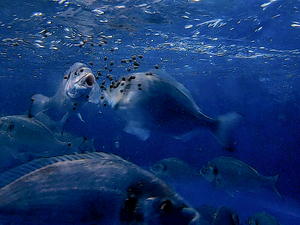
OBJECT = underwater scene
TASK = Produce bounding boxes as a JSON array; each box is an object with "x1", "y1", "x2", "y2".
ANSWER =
[{"x1": 0, "y1": 0, "x2": 300, "y2": 224}]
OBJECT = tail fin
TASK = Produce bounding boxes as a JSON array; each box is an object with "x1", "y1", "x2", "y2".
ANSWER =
[
  {"x1": 267, "y1": 174, "x2": 285, "y2": 200},
  {"x1": 78, "y1": 138, "x2": 96, "y2": 152},
  {"x1": 214, "y1": 112, "x2": 242, "y2": 151},
  {"x1": 28, "y1": 94, "x2": 50, "y2": 118}
]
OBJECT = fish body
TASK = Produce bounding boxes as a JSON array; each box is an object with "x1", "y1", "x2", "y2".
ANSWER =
[
  {"x1": 0, "y1": 115, "x2": 92, "y2": 172},
  {"x1": 150, "y1": 157, "x2": 202, "y2": 183},
  {"x1": 247, "y1": 212, "x2": 281, "y2": 225},
  {"x1": 0, "y1": 152, "x2": 200, "y2": 225},
  {"x1": 200, "y1": 157, "x2": 283, "y2": 199},
  {"x1": 29, "y1": 62, "x2": 100, "y2": 127},
  {"x1": 103, "y1": 70, "x2": 241, "y2": 150}
]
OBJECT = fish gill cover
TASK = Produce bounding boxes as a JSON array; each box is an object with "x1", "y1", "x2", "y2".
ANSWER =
[{"x1": 0, "y1": 0, "x2": 300, "y2": 224}]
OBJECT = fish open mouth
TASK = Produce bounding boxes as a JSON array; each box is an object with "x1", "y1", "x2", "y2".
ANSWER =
[{"x1": 84, "y1": 73, "x2": 95, "y2": 87}]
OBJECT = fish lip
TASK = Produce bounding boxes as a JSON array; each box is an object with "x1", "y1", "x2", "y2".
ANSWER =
[{"x1": 78, "y1": 73, "x2": 95, "y2": 87}]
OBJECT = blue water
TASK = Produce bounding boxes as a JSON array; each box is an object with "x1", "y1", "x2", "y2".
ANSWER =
[{"x1": 0, "y1": 0, "x2": 300, "y2": 224}]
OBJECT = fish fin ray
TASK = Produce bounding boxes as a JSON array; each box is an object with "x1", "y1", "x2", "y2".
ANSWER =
[
  {"x1": 60, "y1": 112, "x2": 70, "y2": 130},
  {"x1": 78, "y1": 138, "x2": 96, "y2": 152},
  {"x1": 28, "y1": 94, "x2": 50, "y2": 118},
  {"x1": 267, "y1": 174, "x2": 285, "y2": 200},
  {"x1": 0, "y1": 152, "x2": 120, "y2": 189}
]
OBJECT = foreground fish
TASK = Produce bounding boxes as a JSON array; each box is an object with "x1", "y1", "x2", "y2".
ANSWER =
[
  {"x1": 0, "y1": 115, "x2": 93, "y2": 172},
  {"x1": 247, "y1": 212, "x2": 281, "y2": 225},
  {"x1": 0, "y1": 152, "x2": 200, "y2": 225},
  {"x1": 200, "y1": 156, "x2": 283, "y2": 199},
  {"x1": 29, "y1": 62, "x2": 100, "y2": 127},
  {"x1": 103, "y1": 70, "x2": 241, "y2": 150},
  {"x1": 150, "y1": 157, "x2": 203, "y2": 183}
]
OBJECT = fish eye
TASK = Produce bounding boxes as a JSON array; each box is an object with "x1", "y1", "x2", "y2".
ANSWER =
[
  {"x1": 160, "y1": 200, "x2": 172, "y2": 213},
  {"x1": 213, "y1": 166, "x2": 218, "y2": 175}
]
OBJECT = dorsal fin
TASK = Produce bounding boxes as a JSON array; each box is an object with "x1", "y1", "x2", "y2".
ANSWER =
[{"x1": 0, "y1": 152, "x2": 121, "y2": 189}]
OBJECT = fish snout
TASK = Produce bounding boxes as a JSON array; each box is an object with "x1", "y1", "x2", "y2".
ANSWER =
[
  {"x1": 181, "y1": 207, "x2": 201, "y2": 225},
  {"x1": 84, "y1": 73, "x2": 95, "y2": 87}
]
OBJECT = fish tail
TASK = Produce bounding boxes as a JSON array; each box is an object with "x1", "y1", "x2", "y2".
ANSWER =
[
  {"x1": 214, "y1": 112, "x2": 242, "y2": 151},
  {"x1": 268, "y1": 174, "x2": 285, "y2": 200},
  {"x1": 78, "y1": 138, "x2": 96, "y2": 152},
  {"x1": 28, "y1": 94, "x2": 50, "y2": 118}
]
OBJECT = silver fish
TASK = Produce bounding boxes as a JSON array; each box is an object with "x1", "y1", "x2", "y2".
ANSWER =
[
  {"x1": 0, "y1": 115, "x2": 93, "y2": 172},
  {"x1": 103, "y1": 70, "x2": 241, "y2": 150},
  {"x1": 29, "y1": 62, "x2": 100, "y2": 127},
  {"x1": 150, "y1": 157, "x2": 203, "y2": 183},
  {"x1": 0, "y1": 152, "x2": 201, "y2": 225},
  {"x1": 247, "y1": 212, "x2": 281, "y2": 225},
  {"x1": 212, "y1": 206, "x2": 240, "y2": 225},
  {"x1": 200, "y1": 156, "x2": 283, "y2": 199}
]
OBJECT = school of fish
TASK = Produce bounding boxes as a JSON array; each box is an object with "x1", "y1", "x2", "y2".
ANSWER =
[{"x1": 0, "y1": 62, "x2": 284, "y2": 224}]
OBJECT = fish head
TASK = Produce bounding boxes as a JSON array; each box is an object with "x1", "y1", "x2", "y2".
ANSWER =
[
  {"x1": 63, "y1": 62, "x2": 96, "y2": 99},
  {"x1": 140, "y1": 196, "x2": 201, "y2": 225},
  {"x1": 199, "y1": 162, "x2": 218, "y2": 183},
  {"x1": 120, "y1": 179, "x2": 201, "y2": 225}
]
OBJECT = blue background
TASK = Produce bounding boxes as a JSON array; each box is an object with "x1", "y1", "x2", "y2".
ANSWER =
[{"x1": 0, "y1": 0, "x2": 300, "y2": 224}]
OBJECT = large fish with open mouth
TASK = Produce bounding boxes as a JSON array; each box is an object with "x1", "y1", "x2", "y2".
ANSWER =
[
  {"x1": 102, "y1": 70, "x2": 241, "y2": 150},
  {"x1": 0, "y1": 152, "x2": 201, "y2": 225},
  {"x1": 28, "y1": 62, "x2": 100, "y2": 127}
]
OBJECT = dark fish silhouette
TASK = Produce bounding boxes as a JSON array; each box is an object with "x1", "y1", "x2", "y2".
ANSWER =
[{"x1": 0, "y1": 152, "x2": 200, "y2": 225}]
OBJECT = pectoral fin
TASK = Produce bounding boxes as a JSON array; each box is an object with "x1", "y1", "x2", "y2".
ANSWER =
[
  {"x1": 124, "y1": 121, "x2": 150, "y2": 141},
  {"x1": 60, "y1": 112, "x2": 70, "y2": 133},
  {"x1": 77, "y1": 113, "x2": 85, "y2": 122}
]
